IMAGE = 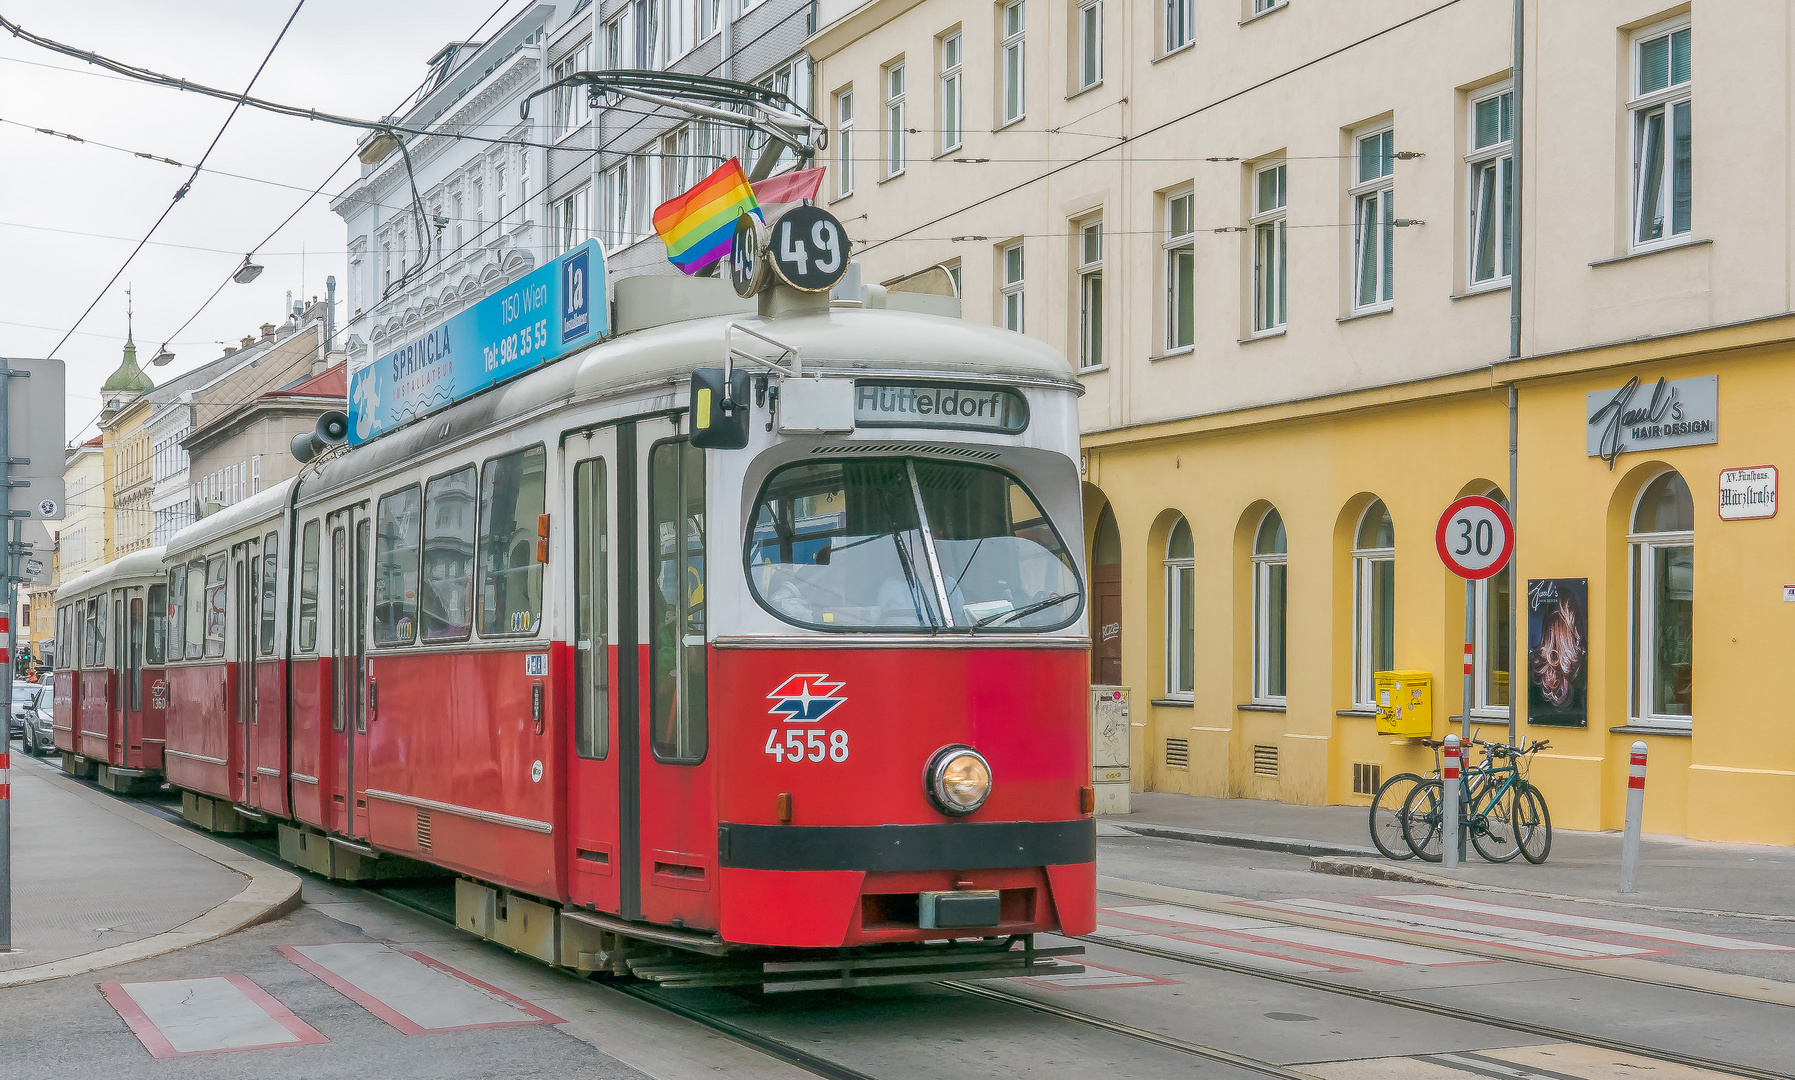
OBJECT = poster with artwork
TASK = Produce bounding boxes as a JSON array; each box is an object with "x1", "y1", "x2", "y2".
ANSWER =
[{"x1": 1527, "y1": 578, "x2": 1589, "y2": 728}]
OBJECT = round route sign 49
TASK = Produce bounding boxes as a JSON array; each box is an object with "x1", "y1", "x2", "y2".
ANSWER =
[
  {"x1": 766, "y1": 205, "x2": 851, "y2": 293},
  {"x1": 1435, "y1": 495, "x2": 1513, "y2": 580}
]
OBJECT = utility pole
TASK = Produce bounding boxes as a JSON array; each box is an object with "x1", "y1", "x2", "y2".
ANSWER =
[{"x1": 0, "y1": 358, "x2": 24, "y2": 952}]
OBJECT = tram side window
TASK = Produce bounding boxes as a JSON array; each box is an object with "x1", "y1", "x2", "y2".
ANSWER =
[
  {"x1": 573, "y1": 458, "x2": 607, "y2": 759},
  {"x1": 374, "y1": 485, "x2": 422, "y2": 645},
  {"x1": 297, "y1": 520, "x2": 321, "y2": 651},
  {"x1": 184, "y1": 560, "x2": 207, "y2": 659},
  {"x1": 167, "y1": 569, "x2": 186, "y2": 660},
  {"x1": 422, "y1": 466, "x2": 476, "y2": 641},
  {"x1": 93, "y1": 596, "x2": 108, "y2": 668},
  {"x1": 477, "y1": 445, "x2": 546, "y2": 636},
  {"x1": 650, "y1": 439, "x2": 706, "y2": 763},
  {"x1": 260, "y1": 533, "x2": 278, "y2": 654},
  {"x1": 204, "y1": 555, "x2": 227, "y2": 658},
  {"x1": 146, "y1": 584, "x2": 167, "y2": 665}
]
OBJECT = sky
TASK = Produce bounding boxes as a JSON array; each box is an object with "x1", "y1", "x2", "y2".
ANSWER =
[{"x1": 0, "y1": 0, "x2": 525, "y2": 442}]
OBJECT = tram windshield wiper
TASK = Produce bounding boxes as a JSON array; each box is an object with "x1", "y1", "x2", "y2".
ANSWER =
[
  {"x1": 973, "y1": 592, "x2": 1078, "y2": 628},
  {"x1": 889, "y1": 531, "x2": 934, "y2": 628}
]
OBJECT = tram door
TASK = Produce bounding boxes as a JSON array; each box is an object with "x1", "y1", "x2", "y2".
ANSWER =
[
  {"x1": 628, "y1": 418, "x2": 716, "y2": 929},
  {"x1": 124, "y1": 591, "x2": 144, "y2": 768},
  {"x1": 108, "y1": 587, "x2": 139, "y2": 766},
  {"x1": 233, "y1": 541, "x2": 259, "y2": 807},
  {"x1": 327, "y1": 508, "x2": 371, "y2": 838},
  {"x1": 565, "y1": 427, "x2": 621, "y2": 913}
]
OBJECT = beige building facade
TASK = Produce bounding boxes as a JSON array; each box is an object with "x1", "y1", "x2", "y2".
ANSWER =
[{"x1": 809, "y1": 0, "x2": 1795, "y2": 842}]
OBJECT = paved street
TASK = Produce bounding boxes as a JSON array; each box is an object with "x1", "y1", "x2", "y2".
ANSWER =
[{"x1": 4, "y1": 746, "x2": 1793, "y2": 1079}]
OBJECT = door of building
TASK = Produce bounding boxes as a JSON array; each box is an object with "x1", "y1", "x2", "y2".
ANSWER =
[{"x1": 1090, "y1": 505, "x2": 1122, "y2": 684}]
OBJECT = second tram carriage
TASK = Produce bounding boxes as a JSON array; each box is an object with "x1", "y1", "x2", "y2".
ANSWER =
[{"x1": 54, "y1": 278, "x2": 1096, "y2": 988}]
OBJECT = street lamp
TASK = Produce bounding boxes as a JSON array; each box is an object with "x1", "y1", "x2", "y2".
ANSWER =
[
  {"x1": 233, "y1": 254, "x2": 264, "y2": 284},
  {"x1": 151, "y1": 344, "x2": 175, "y2": 366}
]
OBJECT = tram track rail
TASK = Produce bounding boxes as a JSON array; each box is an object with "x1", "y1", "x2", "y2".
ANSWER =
[
  {"x1": 1081, "y1": 930, "x2": 1793, "y2": 1080},
  {"x1": 29, "y1": 753, "x2": 1793, "y2": 1080}
]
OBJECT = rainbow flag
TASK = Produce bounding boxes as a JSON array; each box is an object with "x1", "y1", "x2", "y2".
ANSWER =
[{"x1": 653, "y1": 157, "x2": 761, "y2": 274}]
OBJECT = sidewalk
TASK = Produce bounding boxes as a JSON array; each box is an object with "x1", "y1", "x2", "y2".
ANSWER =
[
  {"x1": 1111, "y1": 791, "x2": 1795, "y2": 920},
  {"x1": 0, "y1": 754, "x2": 301, "y2": 986}
]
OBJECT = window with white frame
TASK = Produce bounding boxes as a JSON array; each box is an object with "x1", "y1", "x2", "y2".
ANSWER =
[
  {"x1": 1165, "y1": 0, "x2": 1193, "y2": 53},
  {"x1": 759, "y1": 55, "x2": 814, "y2": 173},
  {"x1": 450, "y1": 193, "x2": 464, "y2": 250},
  {"x1": 945, "y1": 260, "x2": 962, "y2": 296},
  {"x1": 604, "y1": 9, "x2": 632, "y2": 67},
  {"x1": 1164, "y1": 189, "x2": 1194, "y2": 351},
  {"x1": 1472, "y1": 489, "x2": 1512, "y2": 716},
  {"x1": 551, "y1": 41, "x2": 592, "y2": 140},
  {"x1": 1253, "y1": 0, "x2": 1283, "y2": 13},
  {"x1": 519, "y1": 153, "x2": 531, "y2": 221},
  {"x1": 940, "y1": 32, "x2": 963, "y2": 154},
  {"x1": 1467, "y1": 86, "x2": 1513, "y2": 287},
  {"x1": 495, "y1": 161, "x2": 510, "y2": 223},
  {"x1": 1076, "y1": 0, "x2": 1102, "y2": 90},
  {"x1": 1629, "y1": 19, "x2": 1691, "y2": 250},
  {"x1": 661, "y1": 127, "x2": 693, "y2": 200},
  {"x1": 1251, "y1": 508, "x2": 1288, "y2": 703},
  {"x1": 472, "y1": 177, "x2": 485, "y2": 239},
  {"x1": 1165, "y1": 516, "x2": 1195, "y2": 697},
  {"x1": 1630, "y1": 470, "x2": 1693, "y2": 726},
  {"x1": 884, "y1": 61, "x2": 906, "y2": 177},
  {"x1": 1000, "y1": 241, "x2": 1025, "y2": 331},
  {"x1": 632, "y1": 153, "x2": 659, "y2": 238},
  {"x1": 1000, "y1": 1, "x2": 1025, "y2": 125},
  {"x1": 1251, "y1": 162, "x2": 1286, "y2": 333},
  {"x1": 382, "y1": 239, "x2": 393, "y2": 290},
  {"x1": 556, "y1": 187, "x2": 590, "y2": 253},
  {"x1": 1351, "y1": 125, "x2": 1395, "y2": 311},
  {"x1": 1351, "y1": 499, "x2": 1395, "y2": 710},
  {"x1": 835, "y1": 89, "x2": 854, "y2": 197},
  {"x1": 1076, "y1": 217, "x2": 1104, "y2": 369},
  {"x1": 599, "y1": 162, "x2": 632, "y2": 250}
]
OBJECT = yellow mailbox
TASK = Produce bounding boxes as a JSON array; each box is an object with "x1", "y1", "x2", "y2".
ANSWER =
[{"x1": 1374, "y1": 670, "x2": 1433, "y2": 737}]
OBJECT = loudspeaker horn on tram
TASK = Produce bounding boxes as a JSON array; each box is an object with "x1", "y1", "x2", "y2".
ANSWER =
[{"x1": 291, "y1": 409, "x2": 350, "y2": 463}]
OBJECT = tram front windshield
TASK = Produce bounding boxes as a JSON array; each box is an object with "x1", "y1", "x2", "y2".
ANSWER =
[{"x1": 748, "y1": 458, "x2": 1081, "y2": 632}]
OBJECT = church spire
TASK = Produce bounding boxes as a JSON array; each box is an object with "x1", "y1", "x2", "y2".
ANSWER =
[{"x1": 102, "y1": 284, "x2": 155, "y2": 406}]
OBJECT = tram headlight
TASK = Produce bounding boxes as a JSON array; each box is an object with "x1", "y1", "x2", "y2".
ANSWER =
[{"x1": 925, "y1": 745, "x2": 993, "y2": 817}]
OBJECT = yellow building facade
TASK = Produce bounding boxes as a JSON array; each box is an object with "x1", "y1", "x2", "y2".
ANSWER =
[{"x1": 810, "y1": 0, "x2": 1795, "y2": 842}]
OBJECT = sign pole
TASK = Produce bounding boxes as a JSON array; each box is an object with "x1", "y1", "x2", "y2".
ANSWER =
[
  {"x1": 0, "y1": 358, "x2": 12, "y2": 952},
  {"x1": 1462, "y1": 577, "x2": 1475, "y2": 746}
]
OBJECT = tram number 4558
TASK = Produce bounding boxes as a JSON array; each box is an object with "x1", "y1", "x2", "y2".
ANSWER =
[{"x1": 765, "y1": 728, "x2": 851, "y2": 762}]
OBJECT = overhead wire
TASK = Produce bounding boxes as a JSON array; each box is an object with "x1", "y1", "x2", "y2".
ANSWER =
[{"x1": 38, "y1": 1, "x2": 308, "y2": 360}]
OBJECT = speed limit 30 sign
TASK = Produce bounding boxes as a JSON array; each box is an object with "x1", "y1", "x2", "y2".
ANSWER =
[{"x1": 1435, "y1": 495, "x2": 1513, "y2": 579}]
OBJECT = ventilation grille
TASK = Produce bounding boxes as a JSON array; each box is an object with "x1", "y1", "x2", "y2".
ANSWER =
[
  {"x1": 1165, "y1": 737, "x2": 1190, "y2": 768},
  {"x1": 1352, "y1": 762, "x2": 1382, "y2": 796},
  {"x1": 810, "y1": 443, "x2": 1001, "y2": 460},
  {"x1": 415, "y1": 810, "x2": 432, "y2": 851},
  {"x1": 1252, "y1": 744, "x2": 1280, "y2": 778}
]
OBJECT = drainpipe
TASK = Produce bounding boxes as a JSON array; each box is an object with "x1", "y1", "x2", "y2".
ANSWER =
[{"x1": 1506, "y1": 0, "x2": 1524, "y2": 747}]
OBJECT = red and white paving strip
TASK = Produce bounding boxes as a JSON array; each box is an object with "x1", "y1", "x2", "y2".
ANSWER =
[
  {"x1": 99, "y1": 975, "x2": 328, "y2": 1058},
  {"x1": 278, "y1": 943, "x2": 564, "y2": 1034},
  {"x1": 1022, "y1": 959, "x2": 1180, "y2": 991},
  {"x1": 1380, "y1": 894, "x2": 1795, "y2": 952}
]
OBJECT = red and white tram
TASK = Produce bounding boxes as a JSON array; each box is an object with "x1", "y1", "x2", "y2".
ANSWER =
[
  {"x1": 55, "y1": 282, "x2": 1095, "y2": 988},
  {"x1": 52, "y1": 547, "x2": 171, "y2": 792}
]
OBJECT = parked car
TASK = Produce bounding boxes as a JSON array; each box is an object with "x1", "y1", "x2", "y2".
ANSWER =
[
  {"x1": 20, "y1": 693, "x2": 53, "y2": 756},
  {"x1": 11, "y1": 681, "x2": 42, "y2": 742}
]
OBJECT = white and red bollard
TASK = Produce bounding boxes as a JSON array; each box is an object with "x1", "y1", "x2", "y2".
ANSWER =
[
  {"x1": 1442, "y1": 734, "x2": 1461, "y2": 869},
  {"x1": 1, "y1": 746, "x2": 10, "y2": 951},
  {"x1": 1620, "y1": 741, "x2": 1648, "y2": 894}
]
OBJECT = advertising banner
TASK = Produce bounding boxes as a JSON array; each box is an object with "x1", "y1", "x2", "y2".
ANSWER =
[
  {"x1": 348, "y1": 240, "x2": 605, "y2": 445},
  {"x1": 1527, "y1": 578, "x2": 1589, "y2": 728}
]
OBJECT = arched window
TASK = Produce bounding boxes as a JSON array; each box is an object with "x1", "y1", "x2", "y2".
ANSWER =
[
  {"x1": 1472, "y1": 489, "x2": 1512, "y2": 716},
  {"x1": 1351, "y1": 499, "x2": 1395, "y2": 708},
  {"x1": 1631, "y1": 471, "x2": 1693, "y2": 725},
  {"x1": 1165, "y1": 517, "x2": 1194, "y2": 697},
  {"x1": 1251, "y1": 508, "x2": 1288, "y2": 703}
]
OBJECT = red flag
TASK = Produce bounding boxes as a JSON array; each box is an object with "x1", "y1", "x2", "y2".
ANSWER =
[{"x1": 750, "y1": 167, "x2": 826, "y2": 217}]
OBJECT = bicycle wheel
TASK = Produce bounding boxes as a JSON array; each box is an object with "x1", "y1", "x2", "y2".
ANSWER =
[
  {"x1": 1400, "y1": 779, "x2": 1445, "y2": 862},
  {"x1": 1471, "y1": 784, "x2": 1523, "y2": 863},
  {"x1": 1368, "y1": 772, "x2": 1423, "y2": 861},
  {"x1": 1514, "y1": 783, "x2": 1553, "y2": 864}
]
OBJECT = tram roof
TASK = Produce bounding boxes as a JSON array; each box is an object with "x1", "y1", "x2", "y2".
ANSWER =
[
  {"x1": 302, "y1": 304, "x2": 1076, "y2": 501},
  {"x1": 56, "y1": 545, "x2": 168, "y2": 600},
  {"x1": 163, "y1": 478, "x2": 296, "y2": 562}
]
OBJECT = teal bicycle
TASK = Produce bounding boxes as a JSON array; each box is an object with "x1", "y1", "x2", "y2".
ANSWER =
[{"x1": 1400, "y1": 738, "x2": 1552, "y2": 864}]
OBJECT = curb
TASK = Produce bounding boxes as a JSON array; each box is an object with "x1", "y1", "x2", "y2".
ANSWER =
[
  {"x1": 1308, "y1": 855, "x2": 1795, "y2": 923},
  {"x1": 0, "y1": 761, "x2": 303, "y2": 988},
  {"x1": 1111, "y1": 821, "x2": 1378, "y2": 860}
]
